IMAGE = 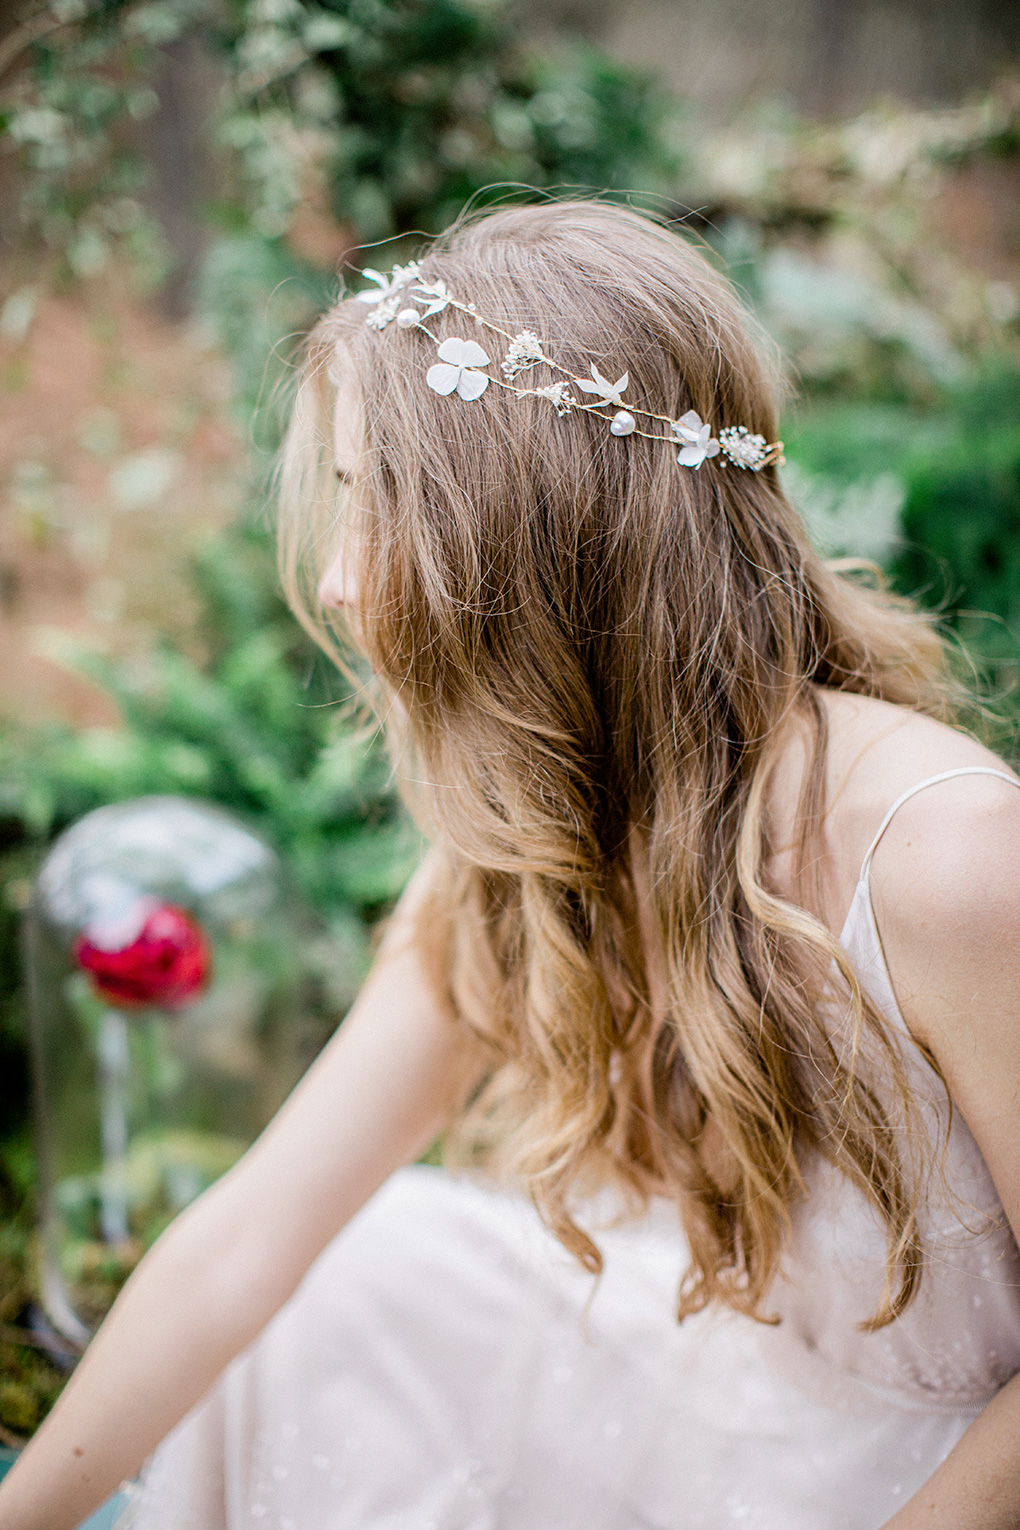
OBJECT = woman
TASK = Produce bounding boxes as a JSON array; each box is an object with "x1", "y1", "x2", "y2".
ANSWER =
[{"x1": 3, "y1": 200, "x2": 1020, "y2": 1530}]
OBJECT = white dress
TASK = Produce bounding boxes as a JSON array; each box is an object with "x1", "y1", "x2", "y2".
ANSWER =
[{"x1": 118, "y1": 769, "x2": 1020, "y2": 1530}]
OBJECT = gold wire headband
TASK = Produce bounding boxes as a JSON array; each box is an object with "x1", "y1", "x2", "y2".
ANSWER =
[{"x1": 357, "y1": 261, "x2": 785, "y2": 473}]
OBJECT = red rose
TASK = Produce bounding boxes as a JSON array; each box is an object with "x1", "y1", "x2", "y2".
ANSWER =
[{"x1": 75, "y1": 902, "x2": 211, "y2": 1009}]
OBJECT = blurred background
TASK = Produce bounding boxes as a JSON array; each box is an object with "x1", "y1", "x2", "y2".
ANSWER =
[{"x1": 0, "y1": 0, "x2": 1017, "y2": 1444}]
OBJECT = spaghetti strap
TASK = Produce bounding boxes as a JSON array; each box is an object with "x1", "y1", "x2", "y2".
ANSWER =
[{"x1": 859, "y1": 765, "x2": 1020, "y2": 883}]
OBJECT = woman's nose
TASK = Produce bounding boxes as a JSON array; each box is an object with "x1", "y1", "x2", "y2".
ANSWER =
[{"x1": 318, "y1": 552, "x2": 356, "y2": 610}]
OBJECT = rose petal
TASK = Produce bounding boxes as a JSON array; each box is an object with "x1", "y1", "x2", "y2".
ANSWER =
[{"x1": 76, "y1": 904, "x2": 210, "y2": 1009}]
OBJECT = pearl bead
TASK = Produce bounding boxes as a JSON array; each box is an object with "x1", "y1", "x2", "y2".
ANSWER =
[
  {"x1": 396, "y1": 307, "x2": 420, "y2": 328},
  {"x1": 610, "y1": 410, "x2": 636, "y2": 436}
]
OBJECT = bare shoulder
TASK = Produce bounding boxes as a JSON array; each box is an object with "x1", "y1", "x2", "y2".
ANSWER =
[
  {"x1": 814, "y1": 692, "x2": 1020, "y2": 1225},
  {"x1": 826, "y1": 690, "x2": 1016, "y2": 924},
  {"x1": 843, "y1": 704, "x2": 1020, "y2": 1231},
  {"x1": 872, "y1": 765, "x2": 1020, "y2": 994},
  {"x1": 835, "y1": 693, "x2": 1020, "y2": 1055},
  {"x1": 821, "y1": 690, "x2": 1019, "y2": 888},
  {"x1": 836, "y1": 694, "x2": 1020, "y2": 922}
]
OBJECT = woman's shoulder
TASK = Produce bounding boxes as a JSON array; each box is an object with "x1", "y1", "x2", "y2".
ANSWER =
[
  {"x1": 827, "y1": 690, "x2": 1020, "y2": 1046},
  {"x1": 770, "y1": 691, "x2": 1017, "y2": 930},
  {"x1": 822, "y1": 689, "x2": 1020, "y2": 887},
  {"x1": 840, "y1": 698, "x2": 1020, "y2": 1226}
]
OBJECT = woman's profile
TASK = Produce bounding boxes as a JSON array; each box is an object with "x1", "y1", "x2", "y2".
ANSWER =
[{"x1": 3, "y1": 200, "x2": 1020, "y2": 1530}]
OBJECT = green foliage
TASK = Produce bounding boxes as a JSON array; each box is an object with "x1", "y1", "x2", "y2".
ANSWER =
[
  {"x1": 2, "y1": 0, "x2": 203, "y2": 287},
  {"x1": 0, "y1": 525, "x2": 419, "y2": 923},
  {"x1": 783, "y1": 357, "x2": 1020, "y2": 695},
  {"x1": 223, "y1": 3, "x2": 678, "y2": 242},
  {"x1": 693, "y1": 88, "x2": 1020, "y2": 404},
  {"x1": 2, "y1": 0, "x2": 680, "y2": 279},
  {"x1": 0, "y1": 1156, "x2": 66, "y2": 1438},
  {"x1": 196, "y1": 232, "x2": 335, "y2": 424},
  {"x1": 893, "y1": 361, "x2": 1020, "y2": 672}
]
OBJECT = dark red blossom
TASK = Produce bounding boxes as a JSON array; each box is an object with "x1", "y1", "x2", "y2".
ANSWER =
[{"x1": 75, "y1": 903, "x2": 210, "y2": 1009}]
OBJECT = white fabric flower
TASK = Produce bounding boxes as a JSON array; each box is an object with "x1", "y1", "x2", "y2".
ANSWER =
[
  {"x1": 356, "y1": 262, "x2": 422, "y2": 305},
  {"x1": 671, "y1": 410, "x2": 720, "y2": 469},
  {"x1": 426, "y1": 338, "x2": 491, "y2": 401},
  {"x1": 413, "y1": 279, "x2": 453, "y2": 319},
  {"x1": 576, "y1": 364, "x2": 629, "y2": 407}
]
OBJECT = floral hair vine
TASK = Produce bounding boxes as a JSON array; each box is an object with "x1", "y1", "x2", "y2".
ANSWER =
[{"x1": 356, "y1": 262, "x2": 784, "y2": 473}]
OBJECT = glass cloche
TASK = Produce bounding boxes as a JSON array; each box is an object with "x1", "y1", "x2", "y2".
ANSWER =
[{"x1": 25, "y1": 796, "x2": 312, "y2": 1346}]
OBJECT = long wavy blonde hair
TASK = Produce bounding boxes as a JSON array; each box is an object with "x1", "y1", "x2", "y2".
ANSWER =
[{"x1": 280, "y1": 200, "x2": 964, "y2": 1329}]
